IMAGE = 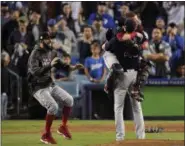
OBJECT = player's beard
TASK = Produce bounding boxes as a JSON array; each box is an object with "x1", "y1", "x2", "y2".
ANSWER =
[{"x1": 43, "y1": 41, "x2": 52, "y2": 49}]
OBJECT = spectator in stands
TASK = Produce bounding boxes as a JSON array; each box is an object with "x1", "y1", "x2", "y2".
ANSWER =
[
  {"x1": 155, "y1": 16, "x2": 166, "y2": 36},
  {"x1": 8, "y1": 16, "x2": 35, "y2": 109},
  {"x1": 27, "y1": 9, "x2": 41, "y2": 42},
  {"x1": 138, "y1": 2, "x2": 163, "y2": 37},
  {"x1": 47, "y1": 19, "x2": 72, "y2": 54},
  {"x1": 62, "y1": 3, "x2": 77, "y2": 36},
  {"x1": 78, "y1": 25, "x2": 94, "y2": 74},
  {"x1": 163, "y1": 2, "x2": 184, "y2": 26},
  {"x1": 14, "y1": 1, "x2": 26, "y2": 16},
  {"x1": 92, "y1": 15, "x2": 106, "y2": 44},
  {"x1": 105, "y1": 2, "x2": 114, "y2": 18},
  {"x1": 143, "y1": 28, "x2": 172, "y2": 78},
  {"x1": 7, "y1": 16, "x2": 35, "y2": 55},
  {"x1": 176, "y1": 50, "x2": 185, "y2": 78},
  {"x1": 88, "y1": 2, "x2": 115, "y2": 29},
  {"x1": 51, "y1": 54, "x2": 83, "y2": 81},
  {"x1": 2, "y1": 9, "x2": 20, "y2": 52},
  {"x1": 84, "y1": 40, "x2": 106, "y2": 83},
  {"x1": 1, "y1": 51, "x2": 11, "y2": 120},
  {"x1": 56, "y1": 15, "x2": 77, "y2": 53},
  {"x1": 1, "y1": 2, "x2": 11, "y2": 27},
  {"x1": 120, "y1": 3, "x2": 130, "y2": 19},
  {"x1": 162, "y1": 23, "x2": 184, "y2": 75},
  {"x1": 78, "y1": 7, "x2": 86, "y2": 28},
  {"x1": 115, "y1": 3, "x2": 130, "y2": 28}
]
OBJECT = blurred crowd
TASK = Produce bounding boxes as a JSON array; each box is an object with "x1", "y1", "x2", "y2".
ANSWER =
[{"x1": 1, "y1": 1, "x2": 185, "y2": 118}]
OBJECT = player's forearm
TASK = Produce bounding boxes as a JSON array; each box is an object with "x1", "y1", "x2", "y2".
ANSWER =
[
  {"x1": 33, "y1": 65, "x2": 52, "y2": 76},
  {"x1": 84, "y1": 68, "x2": 92, "y2": 80},
  {"x1": 146, "y1": 54, "x2": 169, "y2": 62},
  {"x1": 99, "y1": 68, "x2": 107, "y2": 82}
]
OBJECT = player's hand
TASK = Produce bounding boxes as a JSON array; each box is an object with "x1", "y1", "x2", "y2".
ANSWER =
[
  {"x1": 51, "y1": 57, "x2": 60, "y2": 67},
  {"x1": 20, "y1": 43, "x2": 28, "y2": 49},
  {"x1": 75, "y1": 64, "x2": 84, "y2": 69},
  {"x1": 93, "y1": 79, "x2": 101, "y2": 83},
  {"x1": 122, "y1": 33, "x2": 131, "y2": 40},
  {"x1": 102, "y1": 43, "x2": 106, "y2": 50}
]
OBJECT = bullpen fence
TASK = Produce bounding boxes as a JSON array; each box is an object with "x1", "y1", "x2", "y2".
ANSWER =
[
  {"x1": 56, "y1": 77, "x2": 184, "y2": 120},
  {"x1": 9, "y1": 74, "x2": 184, "y2": 119}
]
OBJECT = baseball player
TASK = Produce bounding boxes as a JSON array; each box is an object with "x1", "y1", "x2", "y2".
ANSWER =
[
  {"x1": 104, "y1": 18, "x2": 146, "y2": 141},
  {"x1": 27, "y1": 32, "x2": 73, "y2": 144},
  {"x1": 103, "y1": 12, "x2": 150, "y2": 101}
]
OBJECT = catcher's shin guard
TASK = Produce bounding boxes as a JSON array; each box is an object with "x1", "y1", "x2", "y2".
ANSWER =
[
  {"x1": 104, "y1": 63, "x2": 124, "y2": 98},
  {"x1": 131, "y1": 59, "x2": 151, "y2": 102}
]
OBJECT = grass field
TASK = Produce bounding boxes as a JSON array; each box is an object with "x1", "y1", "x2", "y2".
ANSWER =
[
  {"x1": 143, "y1": 86, "x2": 184, "y2": 116},
  {"x1": 2, "y1": 120, "x2": 184, "y2": 146}
]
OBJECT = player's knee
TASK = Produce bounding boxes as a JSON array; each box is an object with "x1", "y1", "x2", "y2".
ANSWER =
[
  {"x1": 132, "y1": 105, "x2": 142, "y2": 113},
  {"x1": 64, "y1": 95, "x2": 74, "y2": 107},
  {"x1": 114, "y1": 103, "x2": 123, "y2": 114},
  {"x1": 48, "y1": 103, "x2": 59, "y2": 115}
]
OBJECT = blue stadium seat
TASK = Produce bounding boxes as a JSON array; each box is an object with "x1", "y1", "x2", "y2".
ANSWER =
[
  {"x1": 55, "y1": 81, "x2": 79, "y2": 98},
  {"x1": 74, "y1": 74, "x2": 87, "y2": 83}
]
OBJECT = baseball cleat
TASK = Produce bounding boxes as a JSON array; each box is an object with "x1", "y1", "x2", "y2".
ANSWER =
[
  {"x1": 40, "y1": 132, "x2": 57, "y2": 144},
  {"x1": 57, "y1": 125, "x2": 72, "y2": 140}
]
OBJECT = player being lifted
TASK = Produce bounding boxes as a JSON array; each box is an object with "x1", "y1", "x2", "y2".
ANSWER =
[
  {"x1": 103, "y1": 12, "x2": 151, "y2": 102},
  {"x1": 27, "y1": 32, "x2": 82, "y2": 144}
]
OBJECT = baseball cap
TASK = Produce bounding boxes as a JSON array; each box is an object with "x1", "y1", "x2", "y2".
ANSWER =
[
  {"x1": 156, "y1": 16, "x2": 164, "y2": 21},
  {"x1": 56, "y1": 15, "x2": 66, "y2": 22},
  {"x1": 47, "y1": 19, "x2": 56, "y2": 27},
  {"x1": 15, "y1": 2, "x2": 23, "y2": 9},
  {"x1": 19, "y1": 16, "x2": 28, "y2": 23}
]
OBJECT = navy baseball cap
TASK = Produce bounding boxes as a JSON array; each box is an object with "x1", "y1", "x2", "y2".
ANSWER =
[
  {"x1": 56, "y1": 15, "x2": 66, "y2": 22},
  {"x1": 47, "y1": 19, "x2": 56, "y2": 27},
  {"x1": 156, "y1": 16, "x2": 164, "y2": 21}
]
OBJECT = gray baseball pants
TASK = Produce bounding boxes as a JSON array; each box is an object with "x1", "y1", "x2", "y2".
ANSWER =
[
  {"x1": 34, "y1": 85, "x2": 73, "y2": 115},
  {"x1": 1, "y1": 93, "x2": 8, "y2": 120},
  {"x1": 114, "y1": 70, "x2": 145, "y2": 141}
]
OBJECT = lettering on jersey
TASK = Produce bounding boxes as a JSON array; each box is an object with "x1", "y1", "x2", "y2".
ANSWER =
[
  {"x1": 124, "y1": 52, "x2": 139, "y2": 58},
  {"x1": 41, "y1": 52, "x2": 53, "y2": 67},
  {"x1": 91, "y1": 63, "x2": 103, "y2": 70},
  {"x1": 42, "y1": 58, "x2": 51, "y2": 66}
]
